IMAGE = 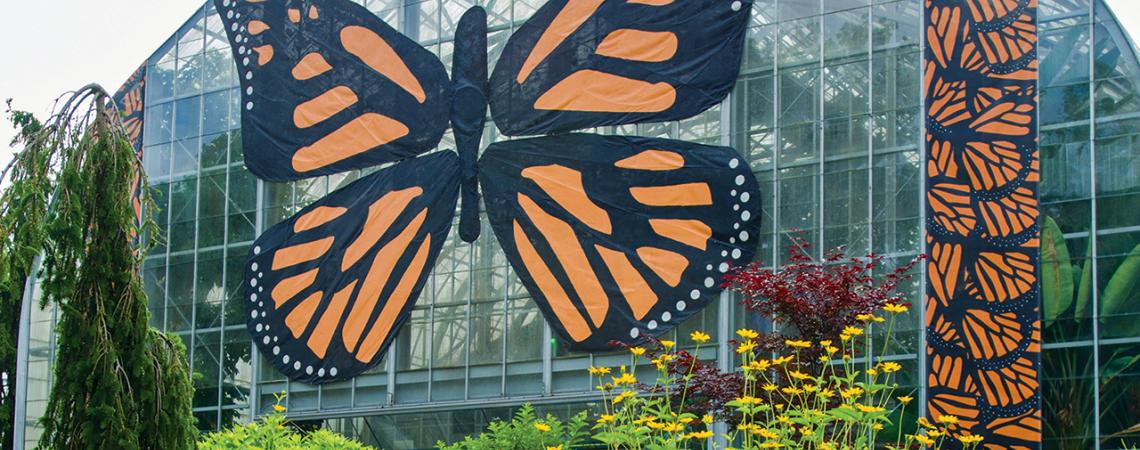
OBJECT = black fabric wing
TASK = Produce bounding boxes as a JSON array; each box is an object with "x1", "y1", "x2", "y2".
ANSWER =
[
  {"x1": 245, "y1": 152, "x2": 459, "y2": 384},
  {"x1": 479, "y1": 134, "x2": 762, "y2": 351},
  {"x1": 489, "y1": 0, "x2": 752, "y2": 136},
  {"x1": 214, "y1": 0, "x2": 450, "y2": 181}
]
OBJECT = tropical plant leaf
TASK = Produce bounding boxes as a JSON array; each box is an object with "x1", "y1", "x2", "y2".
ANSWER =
[
  {"x1": 1075, "y1": 239, "x2": 1095, "y2": 321},
  {"x1": 1100, "y1": 244, "x2": 1140, "y2": 336},
  {"x1": 1041, "y1": 216, "x2": 1074, "y2": 327}
]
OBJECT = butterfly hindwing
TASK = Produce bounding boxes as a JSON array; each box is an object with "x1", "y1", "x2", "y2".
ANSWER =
[
  {"x1": 246, "y1": 152, "x2": 460, "y2": 383},
  {"x1": 489, "y1": 0, "x2": 753, "y2": 136},
  {"x1": 214, "y1": 0, "x2": 450, "y2": 181},
  {"x1": 479, "y1": 134, "x2": 762, "y2": 350}
]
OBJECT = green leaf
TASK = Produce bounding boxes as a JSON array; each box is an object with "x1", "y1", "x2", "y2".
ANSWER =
[
  {"x1": 1100, "y1": 244, "x2": 1140, "y2": 336},
  {"x1": 1075, "y1": 239, "x2": 1095, "y2": 320},
  {"x1": 1041, "y1": 217, "x2": 1074, "y2": 328}
]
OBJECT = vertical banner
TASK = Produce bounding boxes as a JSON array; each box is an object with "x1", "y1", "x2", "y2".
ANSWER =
[
  {"x1": 111, "y1": 63, "x2": 147, "y2": 227},
  {"x1": 924, "y1": 0, "x2": 1041, "y2": 448}
]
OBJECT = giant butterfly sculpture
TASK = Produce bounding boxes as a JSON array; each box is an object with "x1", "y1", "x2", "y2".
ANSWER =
[{"x1": 214, "y1": 0, "x2": 761, "y2": 384}]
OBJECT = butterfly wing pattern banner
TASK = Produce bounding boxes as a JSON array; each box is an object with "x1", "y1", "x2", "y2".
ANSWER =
[
  {"x1": 924, "y1": 0, "x2": 1042, "y2": 448},
  {"x1": 215, "y1": 0, "x2": 761, "y2": 384}
]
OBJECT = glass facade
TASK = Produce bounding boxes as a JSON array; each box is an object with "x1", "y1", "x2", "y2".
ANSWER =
[{"x1": 14, "y1": 0, "x2": 1140, "y2": 449}]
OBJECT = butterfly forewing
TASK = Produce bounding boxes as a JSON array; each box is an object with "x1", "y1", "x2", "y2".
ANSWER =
[
  {"x1": 246, "y1": 152, "x2": 460, "y2": 384},
  {"x1": 489, "y1": 0, "x2": 752, "y2": 136},
  {"x1": 214, "y1": 0, "x2": 450, "y2": 181},
  {"x1": 479, "y1": 135, "x2": 762, "y2": 350}
]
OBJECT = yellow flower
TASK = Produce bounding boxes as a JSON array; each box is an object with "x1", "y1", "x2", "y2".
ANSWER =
[
  {"x1": 736, "y1": 395, "x2": 763, "y2": 405},
  {"x1": 825, "y1": 345, "x2": 839, "y2": 355},
  {"x1": 611, "y1": 373, "x2": 637, "y2": 386},
  {"x1": 629, "y1": 346, "x2": 646, "y2": 356},
  {"x1": 760, "y1": 441, "x2": 783, "y2": 448},
  {"x1": 784, "y1": 339, "x2": 811, "y2": 349},
  {"x1": 959, "y1": 434, "x2": 984, "y2": 445},
  {"x1": 660, "y1": 339, "x2": 676, "y2": 349},
  {"x1": 272, "y1": 404, "x2": 286, "y2": 413},
  {"x1": 762, "y1": 383, "x2": 778, "y2": 392},
  {"x1": 866, "y1": 368, "x2": 879, "y2": 376},
  {"x1": 533, "y1": 422, "x2": 551, "y2": 432},
  {"x1": 597, "y1": 414, "x2": 616, "y2": 424},
  {"x1": 873, "y1": 423, "x2": 884, "y2": 431},
  {"x1": 918, "y1": 417, "x2": 936, "y2": 429},
  {"x1": 898, "y1": 395, "x2": 914, "y2": 404},
  {"x1": 856, "y1": 313, "x2": 874, "y2": 322},
  {"x1": 702, "y1": 414, "x2": 714, "y2": 425},
  {"x1": 736, "y1": 328, "x2": 759, "y2": 339},
  {"x1": 937, "y1": 414, "x2": 960, "y2": 425},
  {"x1": 690, "y1": 331, "x2": 711, "y2": 343},
  {"x1": 880, "y1": 362, "x2": 902, "y2": 373},
  {"x1": 884, "y1": 303, "x2": 909, "y2": 314},
  {"x1": 840, "y1": 387, "x2": 864, "y2": 399},
  {"x1": 788, "y1": 370, "x2": 811, "y2": 380},
  {"x1": 547, "y1": 446, "x2": 562, "y2": 450},
  {"x1": 588, "y1": 366, "x2": 612, "y2": 376},
  {"x1": 818, "y1": 355, "x2": 831, "y2": 363},
  {"x1": 855, "y1": 404, "x2": 885, "y2": 413},
  {"x1": 913, "y1": 435, "x2": 935, "y2": 446},
  {"x1": 773, "y1": 355, "x2": 794, "y2": 365},
  {"x1": 819, "y1": 340, "x2": 832, "y2": 347},
  {"x1": 686, "y1": 430, "x2": 714, "y2": 439},
  {"x1": 927, "y1": 429, "x2": 943, "y2": 438},
  {"x1": 736, "y1": 341, "x2": 757, "y2": 354},
  {"x1": 803, "y1": 384, "x2": 819, "y2": 392},
  {"x1": 842, "y1": 326, "x2": 864, "y2": 337},
  {"x1": 745, "y1": 359, "x2": 771, "y2": 372},
  {"x1": 817, "y1": 389, "x2": 835, "y2": 399},
  {"x1": 612, "y1": 390, "x2": 635, "y2": 404},
  {"x1": 662, "y1": 422, "x2": 684, "y2": 432},
  {"x1": 781, "y1": 387, "x2": 804, "y2": 395}
]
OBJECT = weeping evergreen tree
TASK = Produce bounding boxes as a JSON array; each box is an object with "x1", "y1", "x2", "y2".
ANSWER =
[{"x1": 0, "y1": 86, "x2": 195, "y2": 449}]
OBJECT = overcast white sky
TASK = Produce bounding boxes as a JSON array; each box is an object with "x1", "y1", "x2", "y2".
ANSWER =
[{"x1": 1, "y1": 0, "x2": 1139, "y2": 168}]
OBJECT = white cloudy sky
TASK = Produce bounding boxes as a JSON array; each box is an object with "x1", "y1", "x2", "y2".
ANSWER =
[{"x1": 1, "y1": 0, "x2": 1139, "y2": 168}]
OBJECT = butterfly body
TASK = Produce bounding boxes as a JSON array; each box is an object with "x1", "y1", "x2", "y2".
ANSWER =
[{"x1": 215, "y1": 0, "x2": 761, "y2": 384}]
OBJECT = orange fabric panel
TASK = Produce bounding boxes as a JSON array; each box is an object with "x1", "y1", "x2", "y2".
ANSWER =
[
  {"x1": 594, "y1": 245, "x2": 656, "y2": 320},
  {"x1": 248, "y1": 20, "x2": 270, "y2": 35},
  {"x1": 513, "y1": 221, "x2": 592, "y2": 341},
  {"x1": 288, "y1": 8, "x2": 301, "y2": 23},
  {"x1": 309, "y1": 5, "x2": 319, "y2": 19},
  {"x1": 534, "y1": 70, "x2": 676, "y2": 113},
  {"x1": 291, "y1": 113, "x2": 410, "y2": 173},
  {"x1": 293, "y1": 206, "x2": 348, "y2": 233},
  {"x1": 285, "y1": 291, "x2": 323, "y2": 338},
  {"x1": 614, "y1": 150, "x2": 684, "y2": 171},
  {"x1": 636, "y1": 247, "x2": 688, "y2": 287},
  {"x1": 293, "y1": 53, "x2": 333, "y2": 81},
  {"x1": 340, "y1": 26, "x2": 427, "y2": 102},
  {"x1": 271, "y1": 236, "x2": 335, "y2": 271},
  {"x1": 518, "y1": 194, "x2": 608, "y2": 327},
  {"x1": 516, "y1": 0, "x2": 606, "y2": 84},
  {"x1": 630, "y1": 183, "x2": 712, "y2": 206},
  {"x1": 342, "y1": 187, "x2": 423, "y2": 271},
  {"x1": 307, "y1": 281, "x2": 357, "y2": 359},
  {"x1": 271, "y1": 268, "x2": 319, "y2": 308},
  {"x1": 342, "y1": 209, "x2": 427, "y2": 353},
  {"x1": 254, "y1": 45, "x2": 275, "y2": 65},
  {"x1": 649, "y1": 219, "x2": 711, "y2": 251},
  {"x1": 293, "y1": 86, "x2": 360, "y2": 129},
  {"x1": 355, "y1": 235, "x2": 433, "y2": 363},
  {"x1": 521, "y1": 165, "x2": 612, "y2": 234},
  {"x1": 596, "y1": 29, "x2": 677, "y2": 62}
]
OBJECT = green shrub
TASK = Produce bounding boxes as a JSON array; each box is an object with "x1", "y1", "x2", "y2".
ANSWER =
[
  {"x1": 436, "y1": 404, "x2": 589, "y2": 450},
  {"x1": 198, "y1": 395, "x2": 375, "y2": 450}
]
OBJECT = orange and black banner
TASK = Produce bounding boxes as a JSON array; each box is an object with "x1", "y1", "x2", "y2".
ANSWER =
[{"x1": 924, "y1": 0, "x2": 1041, "y2": 448}]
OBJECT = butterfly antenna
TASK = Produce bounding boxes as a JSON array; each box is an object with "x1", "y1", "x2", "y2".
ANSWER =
[{"x1": 451, "y1": 6, "x2": 489, "y2": 243}]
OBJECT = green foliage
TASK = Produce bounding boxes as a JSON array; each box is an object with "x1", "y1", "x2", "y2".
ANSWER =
[
  {"x1": 199, "y1": 395, "x2": 376, "y2": 450},
  {"x1": 436, "y1": 404, "x2": 590, "y2": 450},
  {"x1": 1, "y1": 87, "x2": 194, "y2": 449},
  {"x1": 1041, "y1": 217, "x2": 1073, "y2": 327},
  {"x1": 0, "y1": 101, "x2": 48, "y2": 448}
]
